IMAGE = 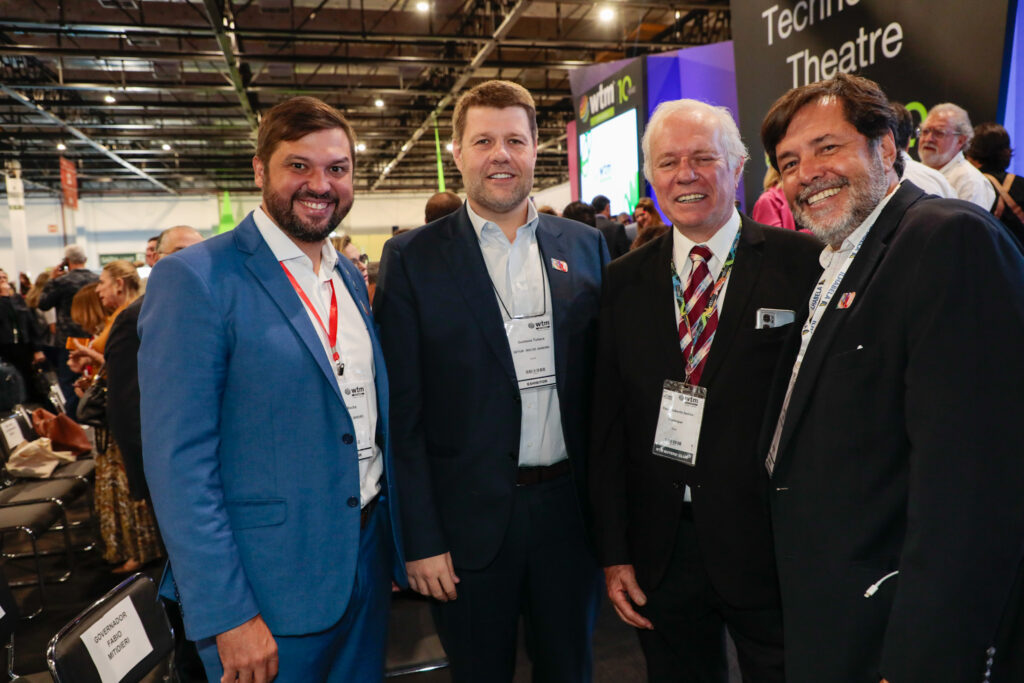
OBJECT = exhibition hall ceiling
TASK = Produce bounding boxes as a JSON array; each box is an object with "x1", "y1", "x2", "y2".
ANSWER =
[{"x1": 0, "y1": 0, "x2": 730, "y2": 197}]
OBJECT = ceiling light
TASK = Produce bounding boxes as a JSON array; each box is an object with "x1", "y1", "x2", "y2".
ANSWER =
[
  {"x1": 374, "y1": 98, "x2": 384, "y2": 108},
  {"x1": 599, "y1": 7, "x2": 615, "y2": 22},
  {"x1": 446, "y1": 143, "x2": 453, "y2": 151},
  {"x1": 99, "y1": 176, "x2": 113, "y2": 183},
  {"x1": 161, "y1": 143, "x2": 171, "y2": 150},
  {"x1": 56, "y1": 142, "x2": 66, "y2": 151},
  {"x1": 104, "y1": 93, "x2": 116, "y2": 103},
  {"x1": 355, "y1": 142, "x2": 367, "y2": 152},
  {"x1": 416, "y1": 1, "x2": 429, "y2": 11}
]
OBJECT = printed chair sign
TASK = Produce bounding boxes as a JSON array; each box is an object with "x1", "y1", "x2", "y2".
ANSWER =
[{"x1": 79, "y1": 596, "x2": 153, "y2": 683}]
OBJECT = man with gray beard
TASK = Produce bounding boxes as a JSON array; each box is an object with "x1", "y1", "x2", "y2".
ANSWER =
[{"x1": 760, "y1": 73, "x2": 1024, "y2": 683}]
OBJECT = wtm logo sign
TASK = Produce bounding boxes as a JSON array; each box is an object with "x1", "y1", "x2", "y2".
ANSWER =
[{"x1": 581, "y1": 75, "x2": 634, "y2": 127}]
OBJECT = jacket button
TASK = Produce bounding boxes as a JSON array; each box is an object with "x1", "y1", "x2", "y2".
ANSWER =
[
  {"x1": 347, "y1": 496, "x2": 359, "y2": 508},
  {"x1": 342, "y1": 433, "x2": 354, "y2": 444}
]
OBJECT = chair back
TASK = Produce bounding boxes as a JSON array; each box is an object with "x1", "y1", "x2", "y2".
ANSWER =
[
  {"x1": 0, "y1": 564, "x2": 21, "y2": 639},
  {"x1": 47, "y1": 574, "x2": 174, "y2": 683}
]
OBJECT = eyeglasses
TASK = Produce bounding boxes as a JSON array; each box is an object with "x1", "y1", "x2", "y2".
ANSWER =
[
  {"x1": 349, "y1": 253, "x2": 369, "y2": 266},
  {"x1": 917, "y1": 127, "x2": 958, "y2": 140}
]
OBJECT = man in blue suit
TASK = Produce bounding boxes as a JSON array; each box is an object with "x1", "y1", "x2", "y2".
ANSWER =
[
  {"x1": 139, "y1": 96, "x2": 404, "y2": 683},
  {"x1": 375, "y1": 80, "x2": 607, "y2": 682}
]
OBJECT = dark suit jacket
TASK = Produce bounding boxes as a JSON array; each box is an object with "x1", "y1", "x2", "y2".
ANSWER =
[
  {"x1": 595, "y1": 214, "x2": 630, "y2": 260},
  {"x1": 767, "y1": 183, "x2": 1024, "y2": 682},
  {"x1": 375, "y1": 206, "x2": 609, "y2": 568},
  {"x1": 589, "y1": 217, "x2": 822, "y2": 607},
  {"x1": 105, "y1": 296, "x2": 146, "y2": 501}
]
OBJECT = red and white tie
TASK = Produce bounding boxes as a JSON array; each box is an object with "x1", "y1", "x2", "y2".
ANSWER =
[{"x1": 679, "y1": 245, "x2": 717, "y2": 385}]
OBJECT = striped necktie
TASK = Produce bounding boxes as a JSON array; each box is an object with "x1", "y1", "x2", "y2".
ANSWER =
[{"x1": 679, "y1": 245, "x2": 717, "y2": 384}]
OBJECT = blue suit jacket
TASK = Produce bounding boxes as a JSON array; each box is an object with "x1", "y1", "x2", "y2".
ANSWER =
[
  {"x1": 374, "y1": 206, "x2": 608, "y2": 568},
  {"x1": 139, "y1": 214, "x2": 405, "y2": 642}
]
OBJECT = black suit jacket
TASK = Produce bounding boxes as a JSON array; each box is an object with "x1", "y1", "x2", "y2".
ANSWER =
[
  {"x1": 767, "y1": 183, "x2": 1024, "y2": 682},
  {"x1": 105, "y1": 296, "x2": 147, "y2": 501},
  {"x1": 595, "y1": 214, "x2": 630, "y2": 260},
  {"x1": 375, "y1": 206, "x2": 609, "y2": 568},
  {"x1": 589, "y1": 216, "x2": 822, "y2": 607}
]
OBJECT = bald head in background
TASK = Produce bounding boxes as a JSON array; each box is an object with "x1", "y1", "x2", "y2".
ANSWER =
[
  {"x1": 424, "y1": 191, "x2": 463, "y2": 224},
  {"x1": 156, "y1": 225, "x2": 203, "y2": 259}
]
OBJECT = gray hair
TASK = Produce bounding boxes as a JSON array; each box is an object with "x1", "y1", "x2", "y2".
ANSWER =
[
  {"x1": 64, "y1": 244, "x2": 87, "y2": 264},
  {"x1": 642, "y1": 99, "x2": 748, "y2": 184},
  {"x1": 928, "y1": 103, "x2": 974, "y2": 143}
]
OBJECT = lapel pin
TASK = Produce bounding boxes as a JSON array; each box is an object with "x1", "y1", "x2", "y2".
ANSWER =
[
  {"x1": 837, "y1": 292, "x2": 856, "y2": 309},
  {"x1": 551, "y1": 258, "x2": 568, "y2": 273}
]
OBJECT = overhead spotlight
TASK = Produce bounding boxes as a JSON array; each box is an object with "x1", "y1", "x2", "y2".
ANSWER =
[
  {"x1": 599, "y1": 6, "x2": 615, "y2": 22},
  {"x1": 374, "y1": 98, "x2": 385, "y2": 108},
  {"x1": 104, "y1": 93, "x2": 117, "y2": 103},
  {"x1": 56, "y1": 142, "x2": 67, "y2": 151},
  {"x1": 355, "y1": 142, "x2": 367, "y2": 152},
  {"x1": 675, "y1": 10, "x2": 681, "y2": 20},
  {"x1": 416, "y1": 1, "x2": 429, "y2": 11},
  {"x1": 161, "y1": 143, "x2": 172, "y2": 151},
  {"x1": 446, "y1": 142, "x2": 453, "y2": 151}
]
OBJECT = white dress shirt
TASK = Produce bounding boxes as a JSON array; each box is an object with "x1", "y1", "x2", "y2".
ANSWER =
[
  {"x1": 467, "y1": 202, "x2": 568, "y2": 468},
  {"x1": 670, "y1": 207, "x2": 742, "y2": 331},
  {"x1": 901, "y1": 151, "x2": 956, "y2": 199},
  {"x1": 253, "y1": 207, "x2": 382, "y2": 506},
  {"x1": 938, "y1": 151, "x2": 996, "y2": 210}
]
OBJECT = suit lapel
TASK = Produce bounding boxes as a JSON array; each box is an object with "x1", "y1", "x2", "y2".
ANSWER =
[
  {"x1": 237, "y1": 216, "x2": 345, "y2": 407},
  {"x1": 774, "y1": 184, "x2": 924, "y2": 464},
  {"x1": 699, "y1": 219, "x2": 763, "y2": 386},
  {"x1": 536, "y1": 217, "x2": 570, "y2": 399},
  {"x1": 440, "y1": 207, "x2": 518, "y2": 386},
  {"x1": 644, "y1": 232, "x2": 688, "y2": 380}
]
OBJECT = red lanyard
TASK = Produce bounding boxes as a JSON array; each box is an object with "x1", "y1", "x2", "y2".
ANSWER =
[{"x1": 280, "y1": 262, "x2": 344, "y2": 375}]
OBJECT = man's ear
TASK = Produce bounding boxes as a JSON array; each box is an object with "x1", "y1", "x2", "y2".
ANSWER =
[{"x1": 253, "y1": 156, "x2": 265, "y2": 189}]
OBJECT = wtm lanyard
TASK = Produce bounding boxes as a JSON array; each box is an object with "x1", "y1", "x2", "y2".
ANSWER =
[
  {"x1": 280, "y1": 262, "x2": 345, "y2": 376},
  {"x1": 802, "y1": 231, "x2": 868, "y2": 338},
  {"x1": 671, "y1": 229, "x2": 740, "y2": 367}
]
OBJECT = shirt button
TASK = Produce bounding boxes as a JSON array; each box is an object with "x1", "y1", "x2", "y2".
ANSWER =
[
  {"x1": 347, "y1": 496, "x2": 359, "y2": 508},
  {"x1": 342, "y1": 434, "x2": 354, "y2": 445}
]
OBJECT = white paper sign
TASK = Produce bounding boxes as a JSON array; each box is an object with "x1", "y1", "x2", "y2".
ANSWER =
[
  {"x1": 80, "y1": 595, "x2": 154, "y2": 683},
  {"x1": 0, "y1": 419, "x2": 24, "y2": 451}
]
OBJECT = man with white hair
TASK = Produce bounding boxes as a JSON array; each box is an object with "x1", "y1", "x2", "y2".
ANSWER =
[
  {"x1": 589, "y1": 99, "x2": 822, "y2": 681},
  {"x1": 919, "y1": 102, "x2": 995, "y2": 209},
  {"x1": 38, "y1": 244, "x2": 98, "y2": 414}
]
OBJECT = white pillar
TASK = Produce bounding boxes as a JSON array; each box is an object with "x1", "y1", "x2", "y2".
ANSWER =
[{"x1": 4, "y1": 160, "x2": 30, "y2": 279}]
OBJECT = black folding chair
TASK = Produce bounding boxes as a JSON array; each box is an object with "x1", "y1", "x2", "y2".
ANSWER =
[
  {"x1": 47, "y1": 573, "x2": 175, "y2": 683},
  {"x1": 385, "y1": 592, "x2": 449, "y2": 678}
]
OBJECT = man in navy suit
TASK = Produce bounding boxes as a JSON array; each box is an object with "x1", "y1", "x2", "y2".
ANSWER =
[
  {"x1": 375, "y1": 80, "x2": 607, "y2": 682},
  {"x1": 139, "y1": 96, "x2": 404, "y2": 683}
]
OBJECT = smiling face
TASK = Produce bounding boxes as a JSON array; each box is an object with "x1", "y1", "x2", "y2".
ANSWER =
[
  {"x1": 918, "y1": 110, "x2": 967, "y2": 169},
  {"x1": 775, "y1": 97, "x2": 896, "y2": 248},
  {"x1": 253, "y1": 127, "x2": 354, "y2": 244},
  {"x1": 453, "y1": 105, "x2": 537, "y2": 229},
  {"x1": 648, "y1": 109, "x2": 742, "y2": 243}
]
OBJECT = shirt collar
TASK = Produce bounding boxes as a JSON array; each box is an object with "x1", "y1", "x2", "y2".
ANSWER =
[
  {"x1": 672, "y1": 206, "x2": 741, "y2": 273},
  {"x1": 252, "y1": 206, "x2": 337, "y2": 278},
  {"x1": 467, "y1": 200, "x2": 539, "y2": 244},
  {"x1": 939, "y1": 150, "x2": 967, "y2": 175},
  {"x1": 817, "y1": 183, "x2": 899, "y2": 268}
]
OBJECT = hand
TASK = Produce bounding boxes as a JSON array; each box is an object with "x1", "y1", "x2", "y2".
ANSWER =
[
  {"x1": 215, "y1": 614, "x2": 279, "y2": 683},
  {"x1": 69, "y1": 339, "x2": 104, "y2": 365},
  {"x1": 406, "y1": 552, "x2": 460, "y2": 601},
  {"x1": 604, "y1": 564, "x2": 652, "y2": 630}
]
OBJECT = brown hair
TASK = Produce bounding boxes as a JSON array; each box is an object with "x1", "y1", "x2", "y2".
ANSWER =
[
  {"x1": 634, "y1": 197, "x2": 666, "y2": 226},
  {"x1": 256, "y1": 96, "x2": 357, "y2": 167},
  {"x1": 71, "y1": 283, "x2": 106, "y2": 335},
  {"x1": 102, "y1": 260, "x2": 142, "y2": 301},
  {"x1": 761, "y1": 73, "x2": 903, "y2": 177},
  {"x1": 24, "y1": 271, "x2": 51, "y2": 308},
  {"x1": 452, "y1": 80, "x2": 537, "y2": 145},
  {"x1": 968, "y1": 122, "x2": 1013, "y2": 172}
]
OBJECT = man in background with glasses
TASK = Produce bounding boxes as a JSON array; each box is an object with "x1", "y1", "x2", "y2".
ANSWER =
[{"x1": 918, "y1": 102, "x2": 996, "y2": 210}]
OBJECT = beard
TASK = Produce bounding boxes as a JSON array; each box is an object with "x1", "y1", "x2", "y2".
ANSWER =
[
  {"x1": 462, "y1": 167, "x2": 533, "y2": 216},
  {"x1": 262, "y1": 176, "x2": 350, "y2": 243},
  {"x1": 792, "y1": 149, "x2": 889, "y2": 248}
]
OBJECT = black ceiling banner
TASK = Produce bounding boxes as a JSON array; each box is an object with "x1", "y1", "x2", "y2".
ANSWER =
[{"x1": 731, "y1": 0, "x2": 1015, "y2": 208}]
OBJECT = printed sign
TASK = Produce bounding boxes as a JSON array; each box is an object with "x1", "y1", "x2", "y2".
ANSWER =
[{"x1": 80, "y1": 596, "x2": 153, "y2": 683}]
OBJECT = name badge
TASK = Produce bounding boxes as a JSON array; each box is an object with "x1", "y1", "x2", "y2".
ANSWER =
[
  {"x1": 652, "y1": 380, "x2": 706, "y2": 466},
  {"x1": 342, "y1": 381, "x2": 373, "y2": 456},
  {"x1": 80, "y1": 595, "x2": 154, "y2": 683},
  {"x1": 504, "y1": 315, "x2": 556, "y2": 390}
]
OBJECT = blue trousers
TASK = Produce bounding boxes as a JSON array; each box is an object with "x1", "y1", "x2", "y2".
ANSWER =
[{"x1": 197, "y1": 503, "x2": 392, "y2": 682}]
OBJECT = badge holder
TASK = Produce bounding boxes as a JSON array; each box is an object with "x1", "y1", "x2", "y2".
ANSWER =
[{"x1": 652, "y1": 380, "x2": 706, "y2": 466}]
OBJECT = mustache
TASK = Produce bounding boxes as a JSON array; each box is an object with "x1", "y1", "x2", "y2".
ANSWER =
[{"x1": 797, "y1": 177, "x2": 849, "y2": 204}]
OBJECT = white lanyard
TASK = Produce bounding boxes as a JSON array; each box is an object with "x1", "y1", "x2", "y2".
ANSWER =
[{"x1": 802, "y1": 231, "x2": 869, "y2": 338}]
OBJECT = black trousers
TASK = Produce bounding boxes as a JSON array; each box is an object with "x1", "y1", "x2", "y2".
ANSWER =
[
  {"x1": 431, "y1": 475, "x2": 602, "y2": 683},
  {"x1": 636, "y1": 511, "x2": 785, "y2": 683}
]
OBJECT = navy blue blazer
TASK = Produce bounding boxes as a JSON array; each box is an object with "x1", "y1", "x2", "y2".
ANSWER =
[
  {"x1": 139, "y1": 214, "x2": 405, "y2": 641},
  {"x1": 374, "y1": 206, "x2": 609, "y2": 568}
]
